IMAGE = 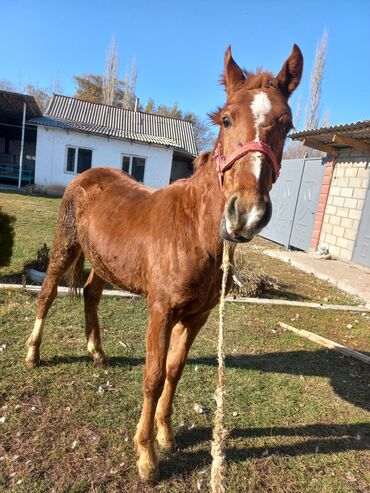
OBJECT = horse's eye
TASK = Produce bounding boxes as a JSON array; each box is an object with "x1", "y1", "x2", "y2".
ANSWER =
[
  {"x1": 283, "y1": 123, "x2": 293, "y2": 135},
  {"x1": 222, "y1": 116, "x2": 231, "y2": 128}
]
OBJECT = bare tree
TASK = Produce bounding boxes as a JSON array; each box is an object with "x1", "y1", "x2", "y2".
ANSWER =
[
  {"x1": 284, "y1": 30, "x2": 329, "y2": 159},
  {"x1": 24, "y1": 83, "x2": 51, "y2": 112},
  {"x1": 102, "y1": 37, "x2": 119, "y2": 106},
  {"x1": 322, "y1": 110, "x2": 330, "y2": 128},
  {"x1": 304, "y1": 30, "x2": 328, "y2": 131},
  {"x1": 0, "y1": 80, "x2": 16, "y2": 92},
  {"x1": 284, "y1": 96, "x2": 305, "y2": 158},
  {"x1": 122, "y1": 59, "x2": 137, "y2": 110}
]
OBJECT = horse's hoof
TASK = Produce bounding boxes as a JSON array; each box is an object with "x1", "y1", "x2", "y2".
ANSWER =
[
  {"x1": 156, "y1": 429, "x2": 176, "y2": 453},
  {"x1": 137, "y1": 457, "x2": 160, "y2": 483},
  {"x1": 93, "y1": 355, "x2": 108, "y2": 367},
  {"x1": 25, "y1": 347, "x2": 40, "y2": 368},
  {"x1": 25, "y1": 357, "x2": 40, "y2": 368}
]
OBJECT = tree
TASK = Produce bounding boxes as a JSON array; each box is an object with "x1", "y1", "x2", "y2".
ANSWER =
[
  {"x1": 74, "y1": 39, "x2": 136, "y2": 108},
  {"x1": 74, "y1": 73, "x2": 105, "y2": 103},
  {"x1": 102, "y1": 37, "x2": 119, "y2": 106},
  {"x1": 0, "y1": 80, "x2": 16, "y2": 92},
  {"x1": 143, "y1": 100, "x2": 215, "y2": 152},
  {"x1": 24, "y1": 83, "x2": 51, "y2": 113},
  {"x1": 121, "y1": 59, "x2": 138, "y2": 110},
  {"x1": 304, "y1": 29, "x2": 328, "y2": 131},
  {"x1": 284, "y1": 30, "x2": 329, "y2": 159}
]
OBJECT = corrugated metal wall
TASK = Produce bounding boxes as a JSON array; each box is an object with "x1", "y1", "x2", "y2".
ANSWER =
[{"x1": 260, "y1": 157, "x2": 325, "y2": 250}]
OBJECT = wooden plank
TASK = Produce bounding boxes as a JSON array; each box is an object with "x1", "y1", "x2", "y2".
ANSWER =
[
  {"x1": 332, "y1": 134, "x2": 370, "y2": 153},
  {"x1": 303, "y1": 138, "x2": 337, "y2": 155},
  {"x1": 227, "y1": 296, "x2": 370, "y2": 312},
  {"x1": 1, "y1": 283, "x2": 369, "y2": 312},
  {"x1": 278, "y1": 321, "x2": 370, "y2": 365}
]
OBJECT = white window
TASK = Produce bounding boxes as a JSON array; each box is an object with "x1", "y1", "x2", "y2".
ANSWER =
[
  {"x1": 122, "y1": 155, "x2": 146, "y2": 182},
  {"x1": 66, "y1": 146, "x2": 92, "y2": 174}
]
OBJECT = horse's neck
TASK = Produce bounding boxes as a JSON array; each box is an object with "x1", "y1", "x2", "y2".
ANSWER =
[{"x1": 186, "y1": 154, "x2": 225, "y2": 255}]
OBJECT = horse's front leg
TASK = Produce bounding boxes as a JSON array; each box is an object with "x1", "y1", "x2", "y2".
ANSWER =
[
  {"x1": 134, "y1": 307, "x2": 174, "y2": 482},
  {"x1": 155, "y1": 312, "x2": 210, "y2": 452}
]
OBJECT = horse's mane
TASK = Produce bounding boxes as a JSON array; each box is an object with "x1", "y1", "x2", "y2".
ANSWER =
[
  {"x1": 209, "y1": 69, "x2": 276, "y2": 125},
  {"x1": 193, "y1": 151, "x2": 211, "y2": 170}
]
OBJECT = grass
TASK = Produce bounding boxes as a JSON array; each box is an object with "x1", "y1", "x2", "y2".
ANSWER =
[
  {"x1": 0, "y1": 290, "x2": 369, "y2": 492},
  {"x1": 0, "y1": 191, "x2": 369, "y2": 492},
  {"x1": 0, "y1": 192, "x2": 60, "y2": 283}
]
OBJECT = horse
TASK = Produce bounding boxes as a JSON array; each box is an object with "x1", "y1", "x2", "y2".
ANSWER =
[{"x1": 25, "y1": 44, "x2": 303, "y2": 482}]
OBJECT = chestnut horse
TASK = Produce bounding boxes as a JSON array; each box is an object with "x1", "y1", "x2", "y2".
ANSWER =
[{"x1": 25, "y1": 45, "x2": 303, "y2": 481}]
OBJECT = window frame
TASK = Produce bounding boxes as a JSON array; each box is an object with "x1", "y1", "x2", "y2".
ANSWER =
[
  {"x1": 121, "y1": 153, "x2": 146, "y2": 183},
  {"x1": 65, "y1": 146, "x2": 93, "y2": 175}
]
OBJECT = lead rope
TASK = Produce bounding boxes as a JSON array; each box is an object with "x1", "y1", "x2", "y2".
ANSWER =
[{"x1": 210, "y1": 240, "x2": 230, "y2": 493}]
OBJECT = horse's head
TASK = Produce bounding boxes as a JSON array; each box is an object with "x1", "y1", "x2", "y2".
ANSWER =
[{"x1": 212, "y1": 45, "x2": 303, "y2": 243}]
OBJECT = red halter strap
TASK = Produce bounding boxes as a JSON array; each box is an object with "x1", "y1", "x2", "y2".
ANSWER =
[{"x1": 213, "y1": 141, "x2": 280, "y2": 189}]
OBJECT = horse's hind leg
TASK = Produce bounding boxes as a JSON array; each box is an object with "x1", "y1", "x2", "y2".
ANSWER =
[
  {"x1": 25, "y1": 243, "x2": 81, "y2": 368},
  {"x1": 83, "y1": 270, "x2": 106, "y2": 366}
]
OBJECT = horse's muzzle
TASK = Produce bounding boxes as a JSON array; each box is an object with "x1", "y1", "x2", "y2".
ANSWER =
[
  {"x1": 220, "y1": 196, "x2": 272, "y2": 243},
  {"x1": 220, "y1": 216, "x2": 251, "y2": 243}
]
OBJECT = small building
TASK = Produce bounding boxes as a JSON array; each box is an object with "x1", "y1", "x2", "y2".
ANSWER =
[
  {"x1": 29, "y1": 95, "x2": 197, "y2": 194},
  {"x1": 290, "y1": 120, "x2": 370, "y2": 268},
  {"x1": 0, "y1": 91, "x2": 41, "y2": 186}
]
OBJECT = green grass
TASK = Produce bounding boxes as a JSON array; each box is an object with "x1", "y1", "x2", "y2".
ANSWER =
[
  {"x1": 0, "y1": 191, "x2": 369, "y2": 492},
  {"x1": 0, "y1": 192, "x2": 60, "y2": 283},
  {"x1": 0, "y1": 290, "x2": 369, "y2": 492}
]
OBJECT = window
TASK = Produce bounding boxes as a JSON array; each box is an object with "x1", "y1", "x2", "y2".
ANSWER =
[
  {"x1": 122, "y1": 155, "x2": 146, "y2": 182},
  {"x1": 66, "y1": 147, "x2": 92, "y2": 174}
]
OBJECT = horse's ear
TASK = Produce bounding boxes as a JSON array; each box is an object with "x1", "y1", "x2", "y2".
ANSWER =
[
  {"x1": 224, "y1": 46, "x2": 245, "y2": 96},
  {"x1": 276, "y1": 44, "x2": 303, "y2": 98}
]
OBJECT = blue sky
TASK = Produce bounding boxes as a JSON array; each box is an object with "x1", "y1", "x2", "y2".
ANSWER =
[{"x1": 1, "y1": 0, "x2": 369, "y2": 129}]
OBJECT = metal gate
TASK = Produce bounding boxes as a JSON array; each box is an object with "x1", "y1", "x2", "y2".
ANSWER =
[
  {"x1": 352, "y1": 180, "x2": 370, "y2": 267},
  {"x1": 261, "y1": 157, "x2": 325, "y2": 250}
]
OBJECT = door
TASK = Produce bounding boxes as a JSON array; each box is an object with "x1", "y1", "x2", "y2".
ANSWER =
[
  {"x1": 261, "y1": 158, "x2": 304, "y2": 247},
  {"x1": 352, "y1": 180, "x2": 370, "y2": 267}
]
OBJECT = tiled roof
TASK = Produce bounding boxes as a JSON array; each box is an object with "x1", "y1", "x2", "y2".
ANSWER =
[{"x1": 29, "y1": 94, "x2": 198, "y2": 156}]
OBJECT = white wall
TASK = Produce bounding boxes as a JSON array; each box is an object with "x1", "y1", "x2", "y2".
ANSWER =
[{"x1": 34, "y1": 126, "x2": 174, "y2": 192}]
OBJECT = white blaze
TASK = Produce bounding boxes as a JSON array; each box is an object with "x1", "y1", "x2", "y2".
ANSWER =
[
  {"x1": 246, "y1": 205, "x2": 261, "y2": 227},
  {"x1": 250, "y1": 92, "x2": 272, "y2": 180}
]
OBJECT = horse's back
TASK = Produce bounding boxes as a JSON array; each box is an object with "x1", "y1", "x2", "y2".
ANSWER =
[{"x1": 67, "y1": 166, "x2": 153, "y2": 199}]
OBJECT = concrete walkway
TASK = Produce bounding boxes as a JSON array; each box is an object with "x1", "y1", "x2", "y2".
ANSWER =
[{"x1": 264, "y1": 250, "x2": 370, "y2": 308}]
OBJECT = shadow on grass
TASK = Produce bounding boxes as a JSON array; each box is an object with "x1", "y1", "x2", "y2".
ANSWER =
[
  {"x1": 188, "y1": 351, "x2": 370, "y2": 412},
  {"x1": 160, "y1": 421, "x2": 369, "y2": 480},
  {"x1": 46, "y1": 354, "x2": 144, "y2": 367},
  {"x1": 47, "y1": 350, "x2": 370, "y2": 412}
]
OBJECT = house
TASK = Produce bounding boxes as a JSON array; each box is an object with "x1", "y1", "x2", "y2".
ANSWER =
[
  {"x1": 30, "y1": 95, "x2": 197, "y2": 193},
  {"x1": 288, "y1": 120, "x2": 370, "y2": 268},
  {"x1": 0, "y1": 91, "x2": 197, "y2": 193},
  {"x1": 0, "y1": 90, "x2": 41, "y2": 186}
]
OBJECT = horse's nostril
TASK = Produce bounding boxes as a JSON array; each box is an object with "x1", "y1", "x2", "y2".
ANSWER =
[{"x1": 227, "y1": 196, "x2": 238, "y2": 219}]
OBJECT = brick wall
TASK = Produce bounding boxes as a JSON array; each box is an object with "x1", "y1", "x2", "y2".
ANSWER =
[
  {"x1": 310, "y1": 157, "x2": 335, "y2": 250},
  {"x1": 318, "y1": 152, "x2": 370, "y2": 261}
]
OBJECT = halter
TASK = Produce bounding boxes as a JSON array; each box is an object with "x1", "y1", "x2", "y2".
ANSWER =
[{"x1": 213, "y1": 141, "x2": 280, "y2": 189}]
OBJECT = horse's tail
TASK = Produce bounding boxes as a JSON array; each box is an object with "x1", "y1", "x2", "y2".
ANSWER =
[
  {"x1": 66, "y1": 250, "x2": 85, "y2": 298},
  {"x1": 53, "y1": 186, "x2": 85, "y2": 298}
]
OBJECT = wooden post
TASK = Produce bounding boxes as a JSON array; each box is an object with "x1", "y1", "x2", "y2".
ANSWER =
[{"x1": 18, "y1": 101, "x2": 27, "y2": 189}]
